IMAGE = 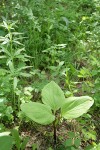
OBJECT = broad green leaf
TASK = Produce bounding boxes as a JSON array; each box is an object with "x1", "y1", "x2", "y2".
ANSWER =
[
  {"x1": 61, "y1": 96, "x2": 94, "y2": 119},
  {"x1": 21, "y1": 102, "x2": 55, "y2": 125},
  {"x1": 42, "y1": 81, "x2": 65, "y2": 111},
  {"x1": 0, "y1": 136, "x2": 13, "y2": 150}
]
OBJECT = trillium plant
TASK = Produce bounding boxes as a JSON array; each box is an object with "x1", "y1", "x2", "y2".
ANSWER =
[{"x1": 21, "y1": 81, "x2": 94, "y2": 146}]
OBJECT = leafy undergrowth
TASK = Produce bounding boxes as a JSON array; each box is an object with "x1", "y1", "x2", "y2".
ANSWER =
[
  {"x1": 19, "y1": 116, "x2": 100, "y2": 150},
  {"x1": 0, "y1": 0, "x2": 100, "y2": 149},
  {"x1": 19, "y1": 121, "x2": 86, "y2": 150}
]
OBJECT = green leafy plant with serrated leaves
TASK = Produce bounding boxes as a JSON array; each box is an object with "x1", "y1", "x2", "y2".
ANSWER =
[
  {"x1": 0, "y1": 20, "x2": 32, "y2": 108},
  {"x1": 11, "y1": 129, "x2": 29, "y2": 150},
  {"x1": 21, "y1": 81, "x2": 94, "y2": 147},
  {"x1": 62, "y1": 131, "x2": 81, "y2": 150}
]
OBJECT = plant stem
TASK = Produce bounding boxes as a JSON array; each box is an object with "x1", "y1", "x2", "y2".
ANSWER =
[{"x1": 53, "y1": 119, "x2": 57, "y2": 147}]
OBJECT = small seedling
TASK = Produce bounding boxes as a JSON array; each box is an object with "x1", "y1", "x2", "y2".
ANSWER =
[{"x1": 21, "y1": 81, "x2": 94, "y2": 148}]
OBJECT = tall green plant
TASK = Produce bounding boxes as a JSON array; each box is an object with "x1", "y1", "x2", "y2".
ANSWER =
[
  {"x1": 21, "y1": 81, "x2": 94, "y2": 147},
  {"x1": 0, "y1": 20, "x2": 31, "y2": 107}
]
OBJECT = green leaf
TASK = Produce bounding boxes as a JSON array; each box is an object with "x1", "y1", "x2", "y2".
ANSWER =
[
  {"x1": 12, "y1": 129, "x2": 21, "y2": 150},
  {"x1": 21, "y1": 102, "x2": 55, "y2": 125},
  {"x1": 0, "y1": 136, "x2": 13, "y2": 150},
  {"x1": 64, "y1": 139, "x2": 73, "y2": 147},
  {"x1": 32, "y1": 143, "x2": 38, "y2": 150},
  {"x1": 42, "y1": 81, "x2": 65, "y2": 111},
  {"x1": 96, "y1": 143, "x2": 100, "y2": 150},
  {"x1": 13, "y1": 77, "x2": 18, "y2": 90},
  {"x1": 14, "y1": 48, "x2": 25, "y2": 56},
  {"x1": 3, "y1": 21, "x2": 8, "y2": 29},
  {"x1": 61, "y1": 96, "x2": 94, "y2": 119},
  {"x1": 74, "y1": 139, "x2": 81, "y2": 147},
  {"x1": 20, "y1": 72, "x2": 32, "y2": 77},
  {"x1": 68, "y1": 131, "x2": 75, "y2": 138},
  {"x1": 21, "y1": 137, "x2": 29, "y2": 150},
  {"x1": 85, "y1": 145, "x2": 94, "y2": 150},
  {"x1": 8, "y1": 60, "x2": 14, "y2": 73}
]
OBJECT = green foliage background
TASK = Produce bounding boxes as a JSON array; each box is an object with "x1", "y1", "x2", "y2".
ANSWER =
[{"x1": 0, "y1": 0, "x2": 100, "y2": 149}]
